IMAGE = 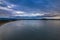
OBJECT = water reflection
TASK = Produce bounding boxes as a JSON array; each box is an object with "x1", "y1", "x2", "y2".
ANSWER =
[{"x1": 0, "y1": 20, "x2": 60, "y2": 40}]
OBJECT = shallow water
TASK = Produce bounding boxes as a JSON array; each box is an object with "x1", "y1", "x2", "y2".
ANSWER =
[{"x1": 0, "y1": 20, "x2": 60, "y2": 40}]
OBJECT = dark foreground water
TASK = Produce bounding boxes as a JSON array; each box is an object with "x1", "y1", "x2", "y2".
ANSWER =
[{"x1": 0, "y1": 20, "x2": 60, "y2": 40}]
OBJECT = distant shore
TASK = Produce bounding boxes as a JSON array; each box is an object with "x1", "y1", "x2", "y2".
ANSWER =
[
  {"x1": 0, "y1": 18, "x2": 60, "y2": 21},
  {"x1": 0, "y1": 18, "x2": 60, "y2": 26}
]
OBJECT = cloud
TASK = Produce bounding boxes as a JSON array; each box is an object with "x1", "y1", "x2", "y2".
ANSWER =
[
  {"x1": 7, "y1": 4, "x2": 16, "y2": 9},
  {"x1": 13, "y1": 13, "x2": 44, "y2": 16},
  {"x1": 0, "y1": 6, "x2": 45, "y2": 17},
  {"x1": 0, "y1": 0, "x2": 60, "y2": 17},
  {"x1": 0, "y1": 6, "x2": 25, "y2": 14},
  {"x1": 3, "y1": 0, "x2": 60, "y2": 14},
  {"x1": 0, "y1": 0, "x2": 45, "y2": 17}
]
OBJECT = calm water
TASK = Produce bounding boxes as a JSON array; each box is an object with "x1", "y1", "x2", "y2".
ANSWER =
[{"x1": 0, "y1": 20, "x2": 60, "y2": 40}]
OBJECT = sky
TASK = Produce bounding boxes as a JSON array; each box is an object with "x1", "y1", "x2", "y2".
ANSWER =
[{"x1": 0, "y1": 0, "x2": 60, "y2": 17}]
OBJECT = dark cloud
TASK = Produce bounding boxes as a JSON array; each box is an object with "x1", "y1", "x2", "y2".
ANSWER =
[{"x1": 1, "y1": 0, "x2": 60, "y2": 14}]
